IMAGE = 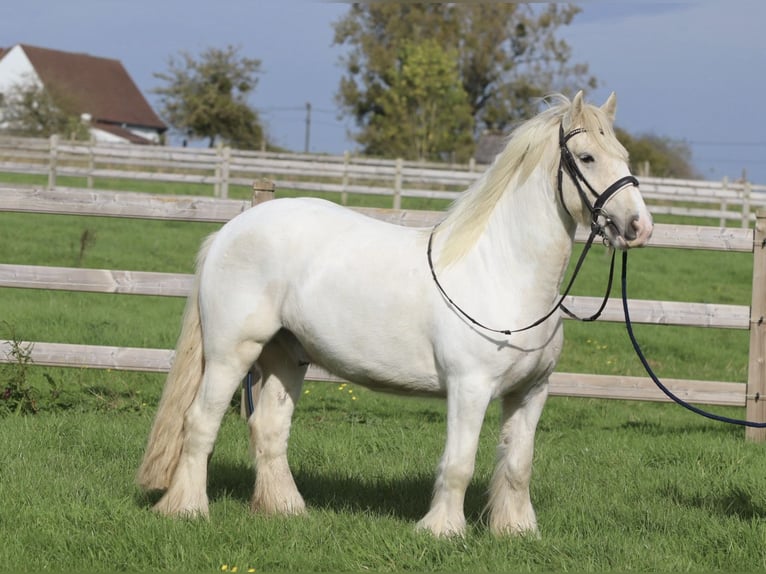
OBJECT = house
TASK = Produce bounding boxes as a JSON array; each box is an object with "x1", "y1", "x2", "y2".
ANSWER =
[{"x1": 0, "y1": 43, "x2": 166, "y2": 144}]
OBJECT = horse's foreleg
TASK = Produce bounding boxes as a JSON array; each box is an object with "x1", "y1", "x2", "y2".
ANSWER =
[
  {"x1": 417, "y1": 381, "x2": 492, "y2": 537},
  {"x1": 249, "y1": 337, "x2": 307, "y2": 515},
  {"x1": 487, "y1": 383, "x2": 548, "y2": 536},
  {"x1": 154, "y1": 350, "x2": 257, "y2": 517}
]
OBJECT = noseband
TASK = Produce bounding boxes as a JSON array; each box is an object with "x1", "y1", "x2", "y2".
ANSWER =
[{"x1": 557, "y1": 124, "x2": 639, "y2": 240}]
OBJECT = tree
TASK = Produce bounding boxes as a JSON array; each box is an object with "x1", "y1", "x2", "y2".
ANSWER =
[
  {"x1": 334, "y1": 3, "x2": 595, "y2": 156},
  {"x1": 153, "y1": 46, "x2": 264, "y2": 149},
  {"x1": 616, "y1": 128, "x2": 699, "y2": 179},
  {"x1": 0, "y1": 80, "x2": 90, "y2": 140},
  {"x1": 360, "y1": 39, "x2": 474, "y2": 161}
]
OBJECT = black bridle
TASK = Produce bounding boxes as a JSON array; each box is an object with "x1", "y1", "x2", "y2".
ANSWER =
[
  {"x1": 557, "y1": 123, "x2": 639, "y2": 240},
  {"x1": 426, "y1": 122, "x2": 637, "y2": 336},
  {"x1": 425, "y1": 122, "x2": 766, "y2": 429}
]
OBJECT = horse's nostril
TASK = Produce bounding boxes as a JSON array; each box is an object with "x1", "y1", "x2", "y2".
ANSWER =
[{"x1": 623, "y1": 215, "x2": 639, "y2": 241}]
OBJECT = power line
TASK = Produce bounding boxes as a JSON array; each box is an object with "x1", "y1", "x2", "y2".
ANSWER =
[
  {"x1": 689, "y1": 140, "x2": 766, "y2": 148},
  {"x1": 259, "y1": 105, "x2": 338, "y2": 115},
  {"x1": 696, "y1": 156, "x2": 766, "y2": 165},
  {"x1": 259, "y1": 106, "x2": 305, "y2": 112}
]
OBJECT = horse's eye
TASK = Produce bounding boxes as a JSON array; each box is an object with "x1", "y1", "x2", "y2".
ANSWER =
[{"x1": 579, "y1": 153, "x2": 595, "y2": 164}]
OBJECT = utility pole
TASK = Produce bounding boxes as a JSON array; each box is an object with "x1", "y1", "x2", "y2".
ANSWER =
[{"x1": 304, "y1": 101, "x2": 311, "y2": 153}]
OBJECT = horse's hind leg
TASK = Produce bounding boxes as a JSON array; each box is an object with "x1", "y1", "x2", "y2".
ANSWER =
[
  {"x1": 487, "y1": 383, "x2": 548, "y2": 536},
  {"x1": 249, "y1": 331, "x2": 307, "y2": 515},
  {"x1": 154, "y1": 342, "x2": 262, "y2": 517}
]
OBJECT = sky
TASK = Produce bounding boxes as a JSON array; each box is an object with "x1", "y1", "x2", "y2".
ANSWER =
[{"x1": 1, "y1": 1, "x2": 765, "y2": 184}]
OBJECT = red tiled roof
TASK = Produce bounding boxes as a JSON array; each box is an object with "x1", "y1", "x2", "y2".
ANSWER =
[{"x1": 17, "y1": 44, "x2": 166, "y2": 131}]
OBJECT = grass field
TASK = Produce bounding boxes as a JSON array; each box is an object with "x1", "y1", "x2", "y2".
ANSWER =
[
  {"x1": 0, "y1": 174, "x2": 764, "y2": 571},
  {"x1": 1, "y1": 391, "x2": 764, "y2": 571}
]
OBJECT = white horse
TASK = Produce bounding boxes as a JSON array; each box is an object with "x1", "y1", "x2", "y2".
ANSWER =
[{"x1": 137, "y1": 92, "x2": 653, "y2": 537}]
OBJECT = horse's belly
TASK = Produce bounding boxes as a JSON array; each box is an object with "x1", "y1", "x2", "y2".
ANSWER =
[
  {"x1": 317, "y1": 357, "x2": 444, "y2": 397},
  {"x1": 288, "y1": 320, "x2": 443, "y2": 396},
  {"x1": 285, "y1": 288, "x2": 443, "y2": 395}
]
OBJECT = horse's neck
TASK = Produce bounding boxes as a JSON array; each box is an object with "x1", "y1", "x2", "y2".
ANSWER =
[{"x1": 455, "y1": 168, "x2": 575, "y2": 297}]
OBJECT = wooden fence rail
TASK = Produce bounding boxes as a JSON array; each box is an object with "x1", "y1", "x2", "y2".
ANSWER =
[
  {"x1": 0, "y1": 185, "x2": 764, "y2": 440},
  {"x1": 0, "y1": 135, "x2": 764, "y2": 227}
]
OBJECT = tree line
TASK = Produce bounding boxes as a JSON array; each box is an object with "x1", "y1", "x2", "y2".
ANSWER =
[{"x1": 0, "y1": 4, "x2": 697, "y2": 178}]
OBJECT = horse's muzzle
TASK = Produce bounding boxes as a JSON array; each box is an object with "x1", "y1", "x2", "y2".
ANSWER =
[{"x1": 624, "y1": 215, "x2": 654, "y2": 248}]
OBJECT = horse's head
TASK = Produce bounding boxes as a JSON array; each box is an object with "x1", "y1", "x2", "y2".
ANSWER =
[{"x1": 557, "y1": 91, "x2": 653, "y2": 249}]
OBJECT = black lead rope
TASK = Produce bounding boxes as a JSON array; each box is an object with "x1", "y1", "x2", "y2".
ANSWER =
[
  {"x1": 426, "y1": 226, "x2": 615, "y2": 336},
  {"x1": 621, "y1": 250, "x2": 766, "y2": 428},
  {"x1": 243, "y1": 370, "x2": 255, "y2": 418}
]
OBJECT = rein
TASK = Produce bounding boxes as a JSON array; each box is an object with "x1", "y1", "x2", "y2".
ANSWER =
[
  {"x1": 426, "y1": 227, "x2": 614, "y2": 336},
  {"x1": 427, "y1": 121, "x2": 766, "y2": 428},
  {"x1": 620, "y1": 250, "x2": 766, "y2": 428},
  {"x1": 425, "y1": 122, "x2": 632, "y2": 336}
]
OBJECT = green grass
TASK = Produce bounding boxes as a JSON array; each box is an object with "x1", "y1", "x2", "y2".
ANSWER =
[
  {"x1": 0, "y1": 175, "x2": 763, "y2": 571},
  {"x1": 1, "y1": 390, "x2": 764, "y2": 571}
]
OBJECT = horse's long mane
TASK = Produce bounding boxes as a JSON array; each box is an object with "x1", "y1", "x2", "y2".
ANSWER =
[{"x1": 436, "y1": 94, "x2": 624, "y2": 266}]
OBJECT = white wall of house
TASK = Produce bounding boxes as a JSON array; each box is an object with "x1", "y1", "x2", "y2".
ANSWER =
[
  {"x1": 88, "y1": 125, "x2": 162, "y2": 144},
  {"x1": 127, "y1": 126, "x2": 162, "y2": 144},
  {"x1": 0, "y1": 45, "x2": 41, "y2": 94},
  {"x1": 89, "y1": 127, "x2": 127, "y2": 144},
  {"x1": 0, "y1": 45, "x2": 41, "y2": 128}
]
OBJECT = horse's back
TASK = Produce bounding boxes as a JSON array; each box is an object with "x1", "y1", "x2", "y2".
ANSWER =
[
  {"x1": 199, "y1": 197, "x2": 442, "y2": 393},
  {"x1": 221, "y1": 196, "x2": 414, "y2": 249}
]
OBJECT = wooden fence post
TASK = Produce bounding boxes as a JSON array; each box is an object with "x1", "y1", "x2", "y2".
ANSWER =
[
  {"x1": 252, "y1": 178, "x2": 275, "y2": 205},
  {"x1": 745, "y1": 209, "x2": 766, "y2": 441},
  {"x1": 213, "y1": 143, "x2": 224, "y2": 198},
  {"x1": 48, "y1": 134, "x2": 59, "y2": 190},
  {"x1": 393, "y1": 157, "x2": 403, "y2": 210},
  {"x1": 86, "y1": 137, "x2": 95, "y2": 189},
  {"x1": 341, "y1": 151, "x2": 350, "y2": 206},
  {"x1": 741, "y1": 176, "x2": 752, "y2": 229},
  {"x1": 220, "y1": 146, "x2": 231, "y2": 199},
  {"x1": 241, "y1": 178, "x2": 276, "y2": 418},
  {"x1": 720, "y1": 177, "x2": 729, "y2": 228}
]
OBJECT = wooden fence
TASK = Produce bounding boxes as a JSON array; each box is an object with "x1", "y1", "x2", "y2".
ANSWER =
[
  {"x1": 0, "y1": 184, "x2": 764, "y2": 441},
  {"x1": 1, "y1": 135, "x2": 764, "y2": 227}
]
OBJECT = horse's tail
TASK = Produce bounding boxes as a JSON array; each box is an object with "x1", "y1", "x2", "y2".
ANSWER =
[{"x1": 136, "y1": 234, "x2": 216, "y2": 491}]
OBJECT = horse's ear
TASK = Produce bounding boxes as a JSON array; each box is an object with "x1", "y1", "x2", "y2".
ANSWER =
[
  {"x1": 601, "y1": 92, "x2": 617, "y2": 124},
  {"x1": 569, "y1": 90, "x2": 585, "y2": 124}
]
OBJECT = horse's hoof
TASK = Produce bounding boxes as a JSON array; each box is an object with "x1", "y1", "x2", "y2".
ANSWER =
[{"x1": 415, "y1": 513, "x2": 466, "y2": 538}]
